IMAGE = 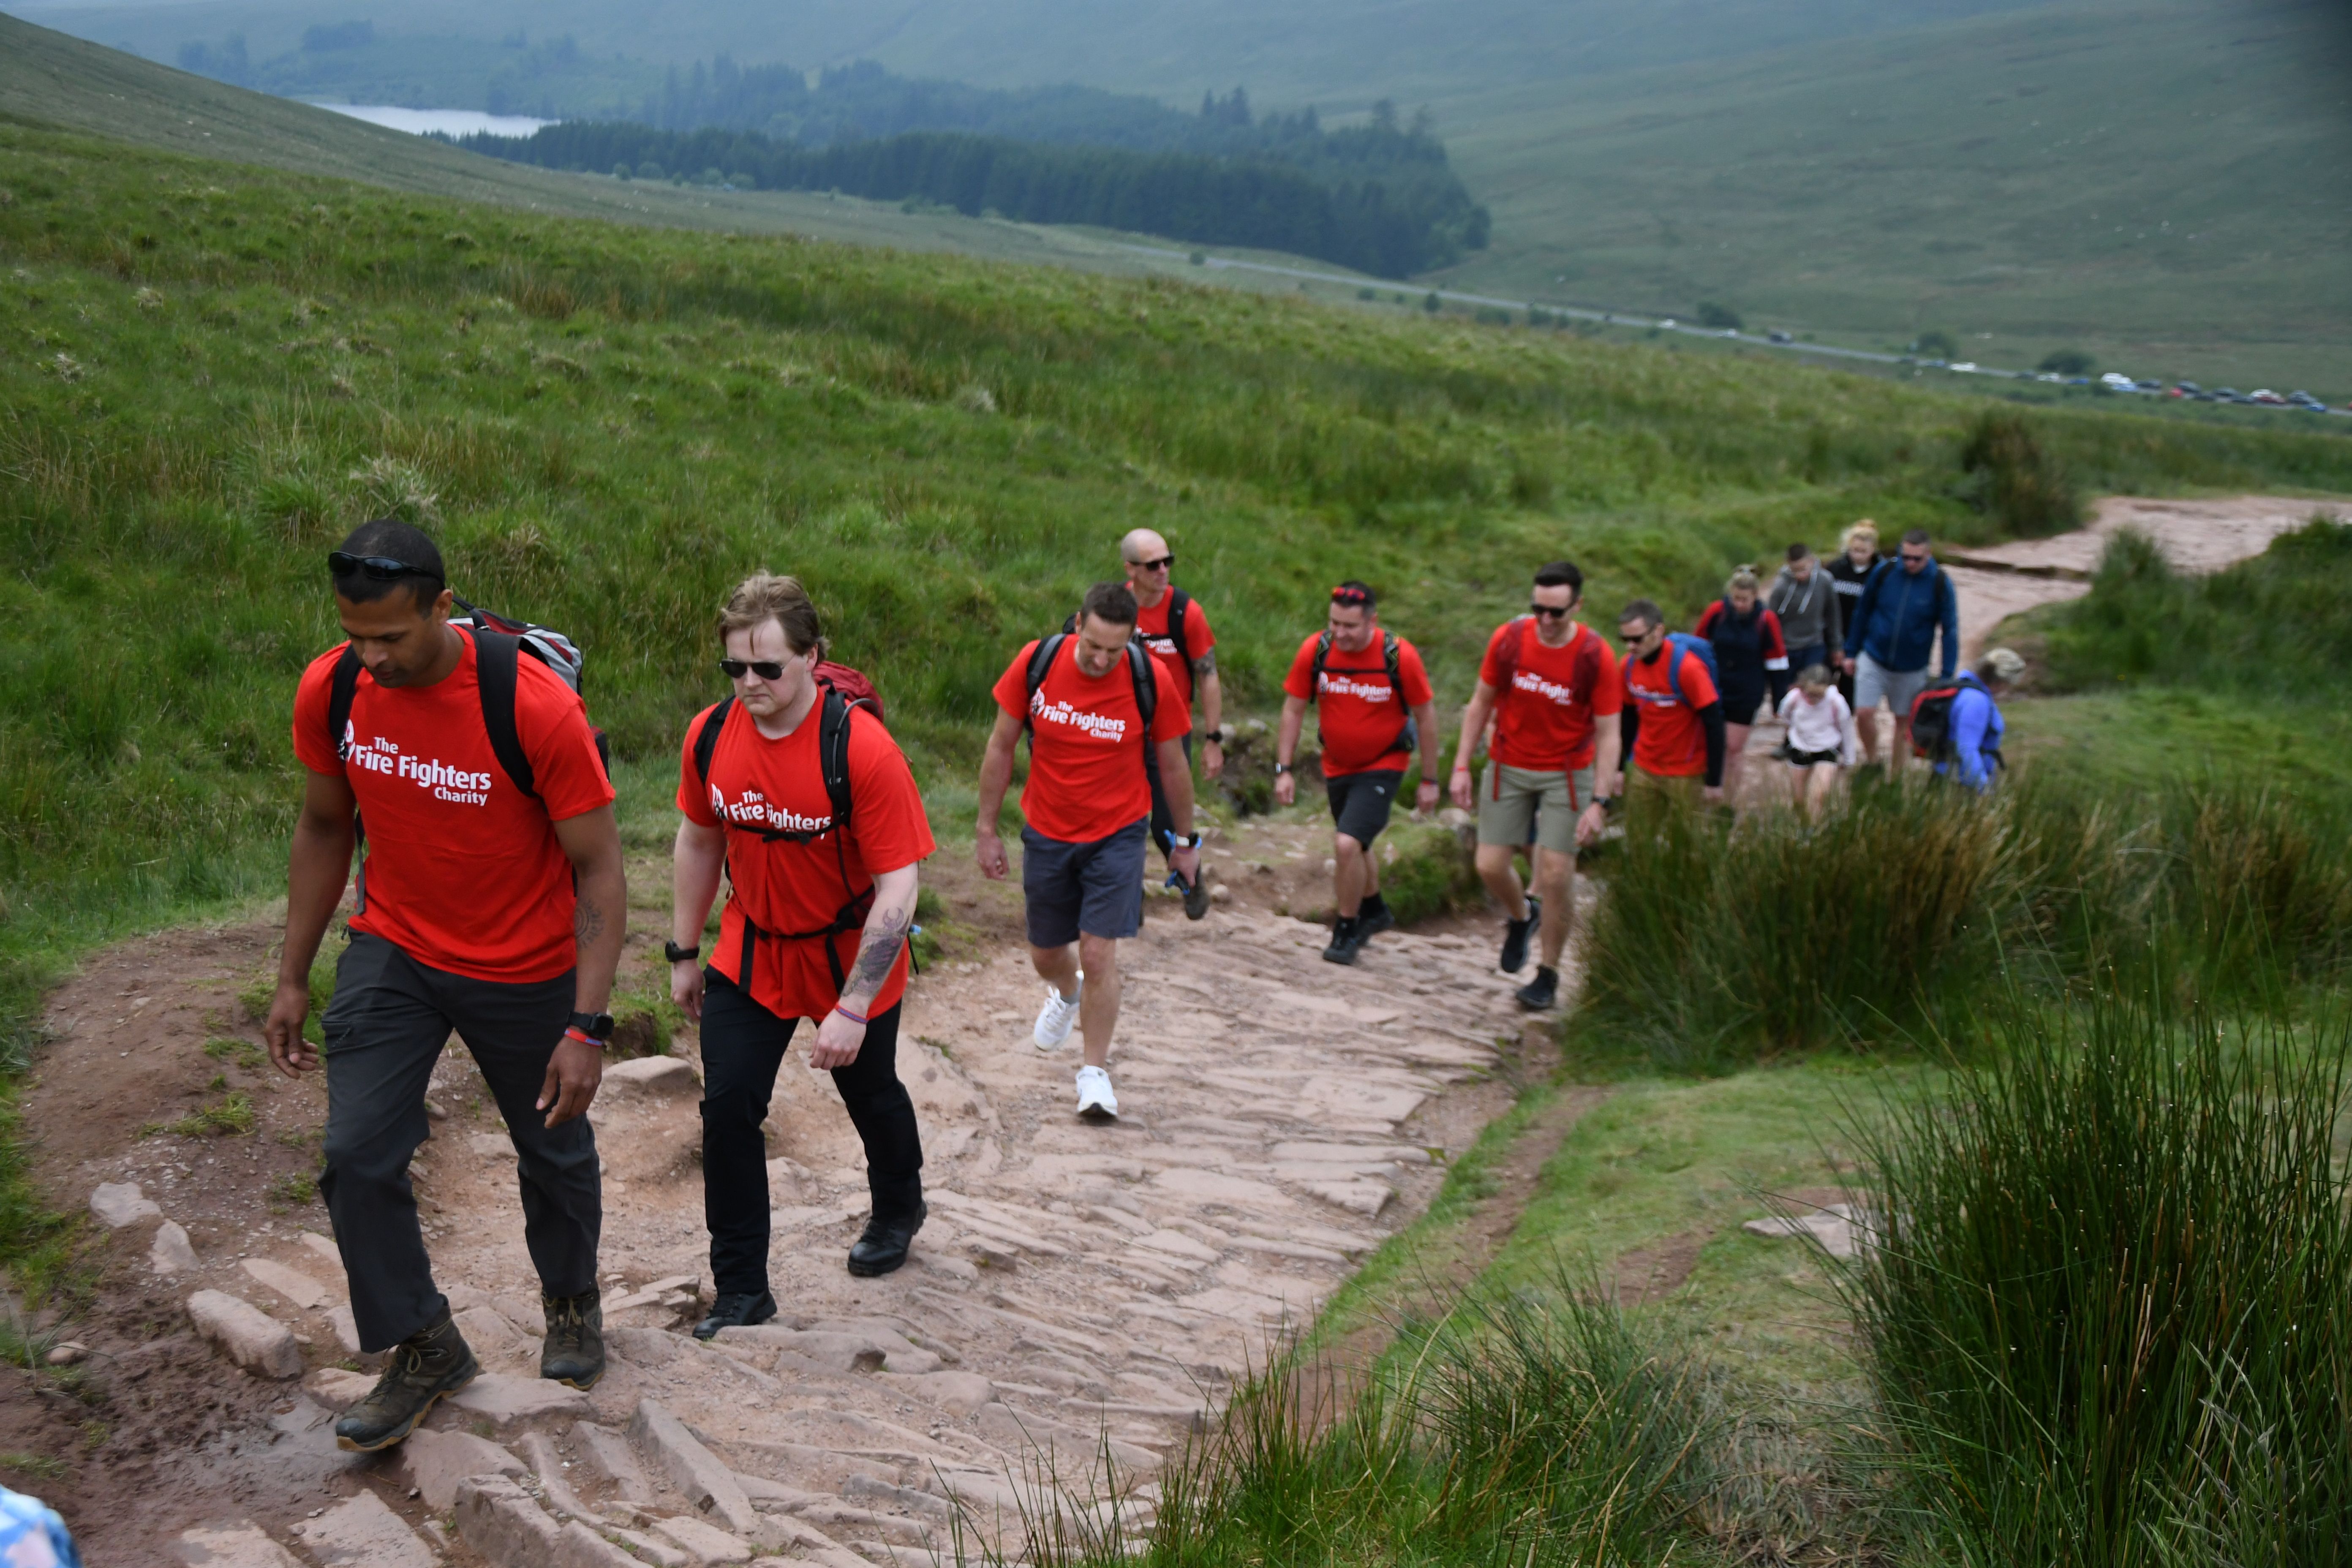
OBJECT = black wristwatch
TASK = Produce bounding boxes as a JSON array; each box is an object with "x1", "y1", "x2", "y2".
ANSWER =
[
  {"x1": 663, "y1": 939, "x2": 700, "y2": 964},
  {"x1": 1273, "y1": 762, "x2": 1293, "y2": 775},
  {"x1": 568, "y1": 1010, "x2": 615, "y2": 1042},
  {"x1": 1203, "y1": 727, "x2": 1227, "y2": 745}
]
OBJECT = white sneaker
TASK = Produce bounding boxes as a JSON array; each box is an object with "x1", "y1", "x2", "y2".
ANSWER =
[
  {"x1": 1075, "y1": 1065, "x2": 1119, "y2": 1121},
  {"x1": 1033, "y1": 979, "x2": 1082, "y2": 1050}
]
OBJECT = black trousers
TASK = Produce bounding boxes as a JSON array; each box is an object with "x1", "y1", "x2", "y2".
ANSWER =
[
  {"x1": 699, "y1": 969, "x2": 924, "y2": 1297},
  {"x1": 320, "y1": 931, "x2": 599, "y2": 1351},
  {"x1": 1148, "y1": 732, "x2": 1195, "y2": 865}
]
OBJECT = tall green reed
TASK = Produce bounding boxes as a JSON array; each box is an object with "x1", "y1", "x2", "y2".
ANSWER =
[{"x1": 1845, "y1": 993, "x2": 2352, "y2": 1566}]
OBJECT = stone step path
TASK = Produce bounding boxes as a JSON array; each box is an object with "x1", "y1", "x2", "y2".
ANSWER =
[{"x1": 174, "y1": 904, "x2": 1555, "y2": 1566}]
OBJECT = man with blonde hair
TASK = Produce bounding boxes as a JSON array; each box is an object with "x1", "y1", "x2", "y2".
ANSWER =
[{"x1": 670, "y1": 573, "x2": 936, "y2": 1334}]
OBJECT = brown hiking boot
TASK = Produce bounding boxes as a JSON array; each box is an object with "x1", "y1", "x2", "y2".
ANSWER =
[
  {"x1": 334, "y1": 1312, "x2": 477, "y2": 1452},
  {"x1": 540, "y1": 1288, "x2": 605, "y2": 1390}
]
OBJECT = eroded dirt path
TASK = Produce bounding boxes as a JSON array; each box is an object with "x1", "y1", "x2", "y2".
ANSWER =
[{"x1": 19, "y1": 815, "x2": 1571, "y2": 1567}]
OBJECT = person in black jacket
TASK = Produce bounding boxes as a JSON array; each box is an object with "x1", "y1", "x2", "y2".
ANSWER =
[{"x1": 1824, "y1": 521, "x2": 1880, "y2": 709}]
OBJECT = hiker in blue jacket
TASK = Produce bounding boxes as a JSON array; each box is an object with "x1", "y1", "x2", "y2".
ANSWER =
[
  {"x1": 1937, "y1": 648, "x2": 2023, "y2": 792},
  {"x1": 1840, "y1": 526, "x2": 1960, "y2": 773}
]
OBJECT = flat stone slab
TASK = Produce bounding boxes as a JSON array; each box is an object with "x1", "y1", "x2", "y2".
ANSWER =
[
  {"x1": 152, "y1": 1219, "x2": 198, "y2": 1274},
  {"x1": 572, "y1": 1420, "x2": 653, "y2": 1502},
  {"x1": 288, "y1": 1490, "x2": 435, "y2": 1568},
  {"x1": 449, "y1": 1372, "x2": 594, "y2": 1423},
  {"x1": 241, "y1": 1257, "x2": 329, "y2": 1309},
  {"x1": 172, "y1": 1522, "x2": 304, "y2": 1567},
  {"x1": 399, "y1": 1426, "x2": 527, "y2": 1512},
  {"x1": 601, "y1": 1056, "x2": 700, "y2": 1099},
  {"x1": 90, "y1": 1180, "x2": 161, "y2": 1228},
  {"x1": 304, "y1": 1367, "x2": 376, "y2": 1405},
  {"x1": 188, "y1": 1289, "x2": 302, "y2": 1378},
  {"x1": 631, "y1": 1398, "x2": 762, "y2": 1536},
  {"x1": 1742, "y1": 1203, "x2": 1875, "y2": 1260},
  {"x1": 651, "y1": 1514, "x2": 756, "y2": 1563},
  {"x1": 455, "y1": 1475, "x2": 637, "y2": 1568}
]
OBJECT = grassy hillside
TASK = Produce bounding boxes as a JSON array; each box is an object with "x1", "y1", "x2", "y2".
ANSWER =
[
  {"x1": 7, "y1": 111, "x2": 2352, "y2": 1052},
  {"x1": 1433, "y1": 0, "x2": 2352, "y2": 398}
]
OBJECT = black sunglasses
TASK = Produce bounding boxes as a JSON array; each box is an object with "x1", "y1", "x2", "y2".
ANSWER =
[
  {"x1": 718, "y1": 657, "x2": 791, "y2": 681},
  {"x1": 328, "y1": 550, "x2": 441, "y2": 583},
  {"x1": 1130, "y1": 555, "x2": 1175, "y2": 571},
  {"x1": 1530, "y1": 602, "x2": 1573, "y2": 620}
]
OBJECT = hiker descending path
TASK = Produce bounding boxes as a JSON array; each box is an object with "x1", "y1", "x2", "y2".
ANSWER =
[{"x1": 64, "y1": 895, "x2": 1552, "y2": 1567}]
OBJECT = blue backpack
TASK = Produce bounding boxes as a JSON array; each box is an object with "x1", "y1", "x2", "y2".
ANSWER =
[{"x1": 1661, "y1": 632, "x2": 1719, "y2": 704}]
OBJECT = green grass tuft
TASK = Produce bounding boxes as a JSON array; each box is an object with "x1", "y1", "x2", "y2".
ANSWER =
[{"x1": 145, "y1": 1091, "x2": 258, "y2": 1139}]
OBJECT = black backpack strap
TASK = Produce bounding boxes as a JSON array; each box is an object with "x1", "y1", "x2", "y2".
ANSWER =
[
  {"x1": 1382, "y1": 632, "x2": 1402, "y2": 691},
  {"x1": 1165, "y1": 588, "x2": 1192, "y2": 670},
  {"x1": 326, "y1": 645, "x2": 363, "y2": 765},
  {"x1": 692, "y1": 697, "x2": 735, "y2": 787},
  {"x1": 817, "y1": 687, "x2": 856, "y2": 835},
  {"x1": 1127, "y1": 641, "x2": 1171, "y2": 843},
  {"x1": 1309, "y1": 630, "x2": 1334, "y2": 693},
  {"x1": 1022, "y1": 634, "x2": 1068, "y2": 739},
  {"x1": 472, "y1": 629, "x2": 537, "y2": 798}
]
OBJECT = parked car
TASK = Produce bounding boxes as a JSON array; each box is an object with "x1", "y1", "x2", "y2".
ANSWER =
[
  {"x1": 2135, "y1": 379, "x2": 2164, "y2": 392},
  {"x1": 1768, "y1": 329, "x2": 1793, "y2": 344},
  {"x1": 2250, "y1": 389, "x2": 2287, "y2": 406},
  {"x1": 2170, "y1": 382, "x2": 2203, "y2": 397},
  {"x1": 2214, "y1": 387, "x2": 2245, "y2": 402},
  {"x1": 2099, "y1": 372, "x2": 2138, "y2": 390}
]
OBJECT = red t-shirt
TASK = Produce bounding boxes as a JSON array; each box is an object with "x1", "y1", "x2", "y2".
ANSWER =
[
  {"x1": 992, "y1": 639, "x2": 1190, "y2": 844},
  {"x1": 291, "y1": 629, "x2": 615, "y2": 983},
  {"x1": 678, "y1": 700, "x2": 936, "y2": 1022},
  {"x1": 1134, "y1": 591, "x2": 1215, "y2": 716},
  {"x1": 1618, "y1": 642, "x2": 1721, "y2": 778},
  {"x1": 1282, "y1": 632, "x2": 1435, "y2": 778},
  {"x1": 1478, "y1": 619, "x2": 1622, "y2": 771}
]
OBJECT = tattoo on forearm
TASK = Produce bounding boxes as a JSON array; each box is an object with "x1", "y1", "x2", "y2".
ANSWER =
[
  {"x1": 1192, "y1": 650, "x2": 1217, "y2": 679},
  {"x1": 575, "y1": 900, "x2": 607, "y2": 945},
  {"x1": 846, "y1": 907, "x2": 910, "y2": 997}
]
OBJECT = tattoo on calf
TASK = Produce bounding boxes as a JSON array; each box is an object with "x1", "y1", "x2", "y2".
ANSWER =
[{"x1": 847, "y1": 908, "x2": 910, "y2": 997}]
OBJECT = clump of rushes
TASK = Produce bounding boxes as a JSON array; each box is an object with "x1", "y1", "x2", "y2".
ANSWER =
[
  {"x1": 1066, "y1": 1273, "x2": 1716, "y2": 1568},
  {"x1": 1846, "y1": 994, "x2": 2352, "y2": 1563}
]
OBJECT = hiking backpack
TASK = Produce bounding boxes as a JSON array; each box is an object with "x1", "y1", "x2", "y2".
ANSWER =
[
  {"x1": 1024, "y1": 631, "x2": 1172, "y2": 838},
  {"x1": 1659, "y1": 632, "x2": 1719, "y2": 706},
  {"x1": 324, "y1": 596, "x2": 612, "y2": 798},
  {"x1": 1308, "y1": 629, "x2": 1419, "y2": 757},
  {"x1": 689, "y1": 663, "x2": 892, "y2": 988},
  {"x1": 1907, "y1": 676, "x2": 2001, "y2": 768}
]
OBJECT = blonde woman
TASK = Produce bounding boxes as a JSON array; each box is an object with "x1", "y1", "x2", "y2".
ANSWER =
[
  {"x1": 1693, "y1": 564, "x2": 1789, "y2": 800},
  {"x1": 1778, "y1": 662, "x2": 1857, "y2": 818},
  {"x1": 1825, "y1": 520, "x2": 1879, "y2": 709}
]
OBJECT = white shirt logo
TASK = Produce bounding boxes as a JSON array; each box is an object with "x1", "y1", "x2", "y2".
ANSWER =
[
  {"x1": 343, "y1": 729, "x2": 493, "y2": 806},
  {"x1": 1029, "y1": 690, "x2": 1130, "y2": 741}
]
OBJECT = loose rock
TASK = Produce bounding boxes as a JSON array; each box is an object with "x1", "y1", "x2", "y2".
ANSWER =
[
  {"x1": 630, "y1": 1399, "x2": 763, "y2": 1536},
  {"x1": 172, "y1": 1522, "x2": 305, "y2": 1567},
  {"x1": 45, "y1": 1342, "x2": 88, "y2": 1367},
  {"x1": 452, "y1": 1372, "x2": 595, "y2": 1423},
  {"x1": 398, "y1": 1426, "x2": 528, "y2": 1511},
  {"x1": 90, "y1": 1181, "x2": 161, "y2": 1228},
  {"x1": 151, "y1": 1220, "x2": 198, "y2": 1274},
  {"x1": 187, "y1": 1290, "x2": 302, "y2": 1378},
  {"x1": 240, "y1": 1257, "x2": 329, "y2": 1309},
  {"x1": 287, "y1": 1490, "x2": 435, "y2": 1568}
]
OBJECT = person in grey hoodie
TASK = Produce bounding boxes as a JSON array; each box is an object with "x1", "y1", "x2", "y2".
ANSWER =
[{"x1": 1767, "y1": 544, "x2": 1841, "y2": 675}]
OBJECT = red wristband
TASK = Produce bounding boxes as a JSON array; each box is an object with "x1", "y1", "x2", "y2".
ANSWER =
[
  {"x1": 833, "y1": 1003, "x2": 870, "y2": 1026},
  {"x1": 563, "y1": 1026, "x2": 599, "y2": 1047}
]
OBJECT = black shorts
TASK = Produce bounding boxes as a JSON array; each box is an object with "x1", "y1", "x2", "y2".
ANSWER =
[
  {"x1": 1718, "y1": 673, "x2": 1769, "y2": 725},
  {"x1": 1021, "y1": 818, "x2": 1149, "y2": 947},
  {"x1": 1787, "y1": 746, "x2": 1843, "y2": 768},
  {"x1": 1326, "y1": 768, "x2": 1405, "y2": 845}
]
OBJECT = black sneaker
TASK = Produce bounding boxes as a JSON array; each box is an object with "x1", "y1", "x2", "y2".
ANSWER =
[
  {"x1": 847, "y1": 1200, "x2": 928, "y2": 1278},
  {"x1": 693, "y1": 1290, "x2": 779, "y2": 1341},
  {"x1": 1175, "y1": 867, "x2": 1211, "y2": 922},
  {"x1": 1322, "y1": 917, "x2": 1364, "y2": 966},
  {"x1": 1515, "y1": 965, "x2": 1560, "y2": 1012},
  {"x1": 540, "y1": 1289, "x2": 605, "y2": 1390},
  {"x1": 334, "y1": 1313, "x2": 478, "y2": 1453},
  {"x1": 1356, "y1": 894, "x2": 1396, "y2": 938},
  {"x1": 1499, "y1": 895, "x2": 1541, "y2": 974}
]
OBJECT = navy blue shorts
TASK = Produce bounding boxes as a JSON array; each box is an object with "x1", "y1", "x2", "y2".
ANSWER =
[{"x1": 1021, "y1": 818, "x2": 1149, "y2": 947}]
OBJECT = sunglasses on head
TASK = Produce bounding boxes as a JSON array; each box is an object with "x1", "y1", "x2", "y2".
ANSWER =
[
  {"x1": 1130, "y1": 554, "x2": 1175, "y2": 571},
  {"x1": 1530, "y1": 603, "x2": 1573, "y2": 620},
  {"x1": 1330, "y1": 585, "x2": 1372, "y2": 607},
  {"x1": 328, "y1": 550, "x2": 441, "y2": 583},
  {"x1": 718, "y1": 657, "x2": 792, "y2": 681}
]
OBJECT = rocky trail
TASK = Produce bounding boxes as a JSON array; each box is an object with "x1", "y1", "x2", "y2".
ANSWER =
[{"x1": 15, "y1": 812, "x2": 1565, "y2": 1568}]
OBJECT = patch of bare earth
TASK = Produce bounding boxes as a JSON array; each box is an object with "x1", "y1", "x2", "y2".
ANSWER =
[{"x1": 16, "y1": 811, "x2": 1569, "y2": 1566}]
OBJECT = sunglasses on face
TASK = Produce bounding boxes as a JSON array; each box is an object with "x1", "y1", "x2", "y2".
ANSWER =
[
  {"x1": 1530, "y1": 603, "x2": 1573, "y2": 620},
  {"x1": 1900, "y1": 550, "x2": 1930, "y2": 565},
  {"x1": 328, "y1": 550, "x2": 441, "y2": 583},
  {"x1": 1130, "y1": 555, "x2": 1175, "y2": 572},
  {"x1": 718, "y1": 657, "x2": 791, "y2": 681},
  {"x1": 1616, "y1": 625, "x2": 1658, "y2": 645}
]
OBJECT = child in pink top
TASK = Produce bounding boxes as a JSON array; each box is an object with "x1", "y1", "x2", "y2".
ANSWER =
[{"x1": 1777, "y1": 663, "x2": 1857, "y2": 819}]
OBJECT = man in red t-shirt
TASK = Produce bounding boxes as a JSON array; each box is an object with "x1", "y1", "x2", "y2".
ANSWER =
[
  {"x1": 1611, "y1": 598, "x2": 1727, "y2": 805},
  {"x1": 1122, "y1": 528, "x2": 1223, "y2": 911},
  {"x1": 977, "y1": 582, "x2": 1200, "y2": 1122},
  {"x1": 263, "y1": 520, "x2": 625, "y2": 1454},
  {"x1": 1274, "y1": 582, "x2": 1441, "y2": 966},
  {"x1": 669, "y1": 574, "x2": 938, "y2": 1333},
  {"x1": 1447, "y1": 561, "x2": 1622, "y2": 1012}
]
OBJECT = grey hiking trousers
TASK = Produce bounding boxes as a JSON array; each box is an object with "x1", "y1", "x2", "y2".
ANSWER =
[{"x1": 319, "y1": 930, "x2": 600, "y2": 1350}]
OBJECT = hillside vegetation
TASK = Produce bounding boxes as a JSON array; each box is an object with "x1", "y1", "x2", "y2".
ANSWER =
[{"x1": 5, "y1": 113, "x2": 2352, "y2": 1053}]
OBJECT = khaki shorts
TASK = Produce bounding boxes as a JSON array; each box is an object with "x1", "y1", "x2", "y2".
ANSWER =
[{"x1": 1475, "y1": 763, "x2": 1596, "y2": 855}]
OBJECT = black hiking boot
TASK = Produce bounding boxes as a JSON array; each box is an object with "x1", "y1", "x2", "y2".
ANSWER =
[
  {"x1": 539, "y1": 1288, "x2": 605, "y2": 1390},
  {"x1": 693, "y1": 1290, "x2": 779, "y2": 1341},
  {"x1": 1356, "y1": 893, "x2": 1396, "y2": 938},
  {"x1": 1515, "y1": 965, "x2": 1560, "y2": 1012},
  {"x1": 334, "y1": 1313, "x2": 477, "y2": 1453},
  {"x1": 1499, "y1": 895, "x2": 1541, "y2": 974},
  {"x1": 848, "y1": 1201, "x2": 928, "y2": 1278},
  {"x1": 1169, "y1": 863, "x2": 1211, "y2": 922},
  {"x1": 1322, "y1": 917, "x2": 1364, "y2": 966}
]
